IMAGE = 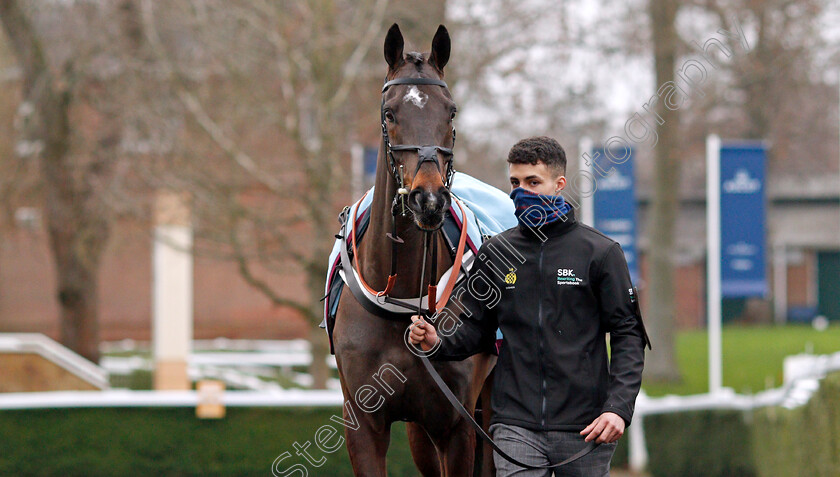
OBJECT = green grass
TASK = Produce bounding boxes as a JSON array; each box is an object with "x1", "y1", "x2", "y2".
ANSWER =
[{"x1": 642, "y1": 323, "x2": 840, "y2": 397}]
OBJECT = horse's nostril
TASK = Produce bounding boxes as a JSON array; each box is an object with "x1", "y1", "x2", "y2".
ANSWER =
[
  {"x1": 409, "y1": 189, "x2": 424, "y2": 210},
  {"x1": 439, "y1": 189, "x2": 451, "y2": 207}
]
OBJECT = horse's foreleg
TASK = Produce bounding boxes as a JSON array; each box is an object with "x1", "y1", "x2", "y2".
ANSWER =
[
  {"x1": 478, "y1": 368, "x2": 496, "y2": 477},
  {"x1": 343, "y1": 410, "x2": 391, "y2": 477},
  {"x1": 407, "y1": 421, "x2": 442, "y2": 477},
  {"x1": 466, "y1": 353, "x2": 496, "y2": 477},
  {"x1": 436, "y1": 418, "x2": 476, "y2": 477}
]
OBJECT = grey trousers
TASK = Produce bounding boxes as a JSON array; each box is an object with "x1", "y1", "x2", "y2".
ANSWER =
[{"x1": 489, "y1": 423, "x2": 617, "y2": 477}]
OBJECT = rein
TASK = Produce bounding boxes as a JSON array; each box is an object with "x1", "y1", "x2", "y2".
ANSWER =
[{"x1": 417, "y1": 350, "x2": 598, "y2": 470}]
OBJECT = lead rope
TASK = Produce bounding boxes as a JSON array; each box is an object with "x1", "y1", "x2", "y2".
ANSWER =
[
  {"x1": 428, "y1": 232, "x2": 438, "y2": 313},
  {"x1": 416, "y1": 352, "x2": 598, "y2": 470},
  {"x1": 414, "y1": 230, "x2": 440, "y2": 315},
  {"x1": 380, "y1": 166, "x2": 410, "y2": 298},
  {"x1": 416, "y1": 231, "x2": 429, "y2": 316}
]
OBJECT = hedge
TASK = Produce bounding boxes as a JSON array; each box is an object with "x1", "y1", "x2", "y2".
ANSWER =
[
  {"x1": 646, "y1": 408, "x2": 756, "y2": 477},
  {"x1": 0, "y1": 406, "x2": 635, "y2": 476},
  {"x1": 644, "y1": 371, "x2": 840, "y2": 477},
  {"x1": 751, "y1": 372, "x2": 840, "y2": 477}
]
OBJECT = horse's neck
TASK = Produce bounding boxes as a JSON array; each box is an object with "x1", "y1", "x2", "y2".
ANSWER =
[{"x1": 358, "y1": 155, "x2": 450, "y2": 297}]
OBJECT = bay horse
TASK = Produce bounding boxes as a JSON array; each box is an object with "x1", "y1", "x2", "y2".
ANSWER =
[{"x1": 333, "y1": 24, "x2": 496, "y2": 476}]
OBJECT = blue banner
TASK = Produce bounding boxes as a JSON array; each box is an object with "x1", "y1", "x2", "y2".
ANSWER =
[
  {"x1": 592, "y1": 146, "x2": 639, "y2": 285},
  {"x1": 363, "y1": 146, "x2": 378, "y2": 189},
  {"x1": 720, "y1": 142, "x2": 767, "y2": 297}
]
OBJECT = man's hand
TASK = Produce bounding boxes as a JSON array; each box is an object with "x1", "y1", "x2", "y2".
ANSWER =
[
  {"x1": 409, "y1": 315, "x2": 439, "y2": 351},
  {"x1": 580, "y1": 412, "x2": 625, "y2": 443}
]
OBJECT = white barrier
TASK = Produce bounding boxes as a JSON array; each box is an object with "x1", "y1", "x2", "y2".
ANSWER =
[
  {"x1": 0, "y1": 333, "x2": 109, "y2": 390},
  {"x1": 628, "y1": 350, "x2": 840, "y2": 472},
  {"x1": 0, "y1": 389, "x2": 345, "y2": 410}
]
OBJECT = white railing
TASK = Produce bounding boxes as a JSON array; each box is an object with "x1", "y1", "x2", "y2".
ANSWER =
[
  {"x1": 0, "y1": 333, "x2": 109, "y2": 390},
  {"x1": 0, "y1": 389, "x2": 345, "y2": 410},
  {"x1": 628, "y1": 350, "x2": 840, "y2": 471}
]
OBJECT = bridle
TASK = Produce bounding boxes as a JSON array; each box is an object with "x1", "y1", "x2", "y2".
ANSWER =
[
  {"x1": 380, "y1": 76, "x2": 456, "y2": 199},
  {"x1": 341, "y1": 75, "x2": 467, "y2": 316}
]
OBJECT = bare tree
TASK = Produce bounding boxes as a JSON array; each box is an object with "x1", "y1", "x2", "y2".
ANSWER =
[
  {"x1": 684, "y1": 0, "x2": 837, "y2": 174},
  {"x1": 446, "y1": 0, "x2": 612, "y2": 187},
  {"x1": 1, "y1": 1, "x2": 120, "y2": 363},
  {"x1": 0, "y1": 0, "x2": 156, "y2": 363},
  {"x1": 136, "y1": 0, "x2": 451, "y2": 388},
  {"x1": 642, "y1": 0, "x2": 834, "y2": 378},
  {"x1": 644, "y1": 0, "x2": 683, "y2": 381}
]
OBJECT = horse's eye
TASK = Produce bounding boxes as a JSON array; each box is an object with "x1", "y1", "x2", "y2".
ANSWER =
[
  {"x1": 385, "y1": 111, "x2": 395, "y2": 123},
  {"x1": 450, "y1": 110, "x2": 457, "y2": 121}
]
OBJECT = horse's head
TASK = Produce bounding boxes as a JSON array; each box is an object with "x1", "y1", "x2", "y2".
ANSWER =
[{"x1": 381, "y1": 24, "x2": 456, "y2": 231}]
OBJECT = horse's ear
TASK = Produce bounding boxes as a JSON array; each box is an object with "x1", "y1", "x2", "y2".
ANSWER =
[
  {"x1": 429, "y1": 25, "x2": 450, "y2": 72},
  {"x1": 384, "y1": 23, "x2": 404, "y2": 70}
]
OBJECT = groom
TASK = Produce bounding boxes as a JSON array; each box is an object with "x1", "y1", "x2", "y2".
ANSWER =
[{"x1": 410, "y1": 136, "x2": 649, "y2": 476}]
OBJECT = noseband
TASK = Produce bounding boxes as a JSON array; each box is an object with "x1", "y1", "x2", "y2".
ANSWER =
[{"x1": 380, "y1": 77, "x2": 456, "y2": 194}]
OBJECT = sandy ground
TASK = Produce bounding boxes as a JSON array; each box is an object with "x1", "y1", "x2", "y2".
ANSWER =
[{"x1": 611, "y1": 469, "x2": 651, "y2": 477}]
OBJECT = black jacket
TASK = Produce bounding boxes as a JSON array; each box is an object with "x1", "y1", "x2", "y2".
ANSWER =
[{"x1": 430, "y1": 207, "x2": 648, "y2": 431}]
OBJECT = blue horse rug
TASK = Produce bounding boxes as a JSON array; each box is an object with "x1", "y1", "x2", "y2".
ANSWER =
[{"x1": 320, "y1": 172, "x2": 516, "y2": 354}]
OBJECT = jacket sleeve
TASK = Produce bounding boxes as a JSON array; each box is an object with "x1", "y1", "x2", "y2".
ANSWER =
[
  {"x1": 428, "y1": 243, "x2": 500, "y2": 361},
  {"x1": 595, "y1": 242, "x2": 649, "y2": 426}
]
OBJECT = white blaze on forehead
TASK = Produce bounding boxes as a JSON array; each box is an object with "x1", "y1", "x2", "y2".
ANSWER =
[{"x1": 403, "y1": 86, "x2": 428, "y2": 109}]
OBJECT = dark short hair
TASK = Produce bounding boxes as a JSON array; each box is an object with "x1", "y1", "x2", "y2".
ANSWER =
[{"x1": 507, "y1": 136, "x2": 566, "y2": 176}]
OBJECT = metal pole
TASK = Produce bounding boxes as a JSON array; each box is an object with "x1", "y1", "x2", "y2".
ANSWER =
[
  {"x1": 579, "y1": 136, "x2": 594, "y2": 226},
  {"x1": 706, "y1": 134, "x2": 722, "y2": 394},
  {"x1": 773, "y1": 242, "x2": 787, "y2": 325}
]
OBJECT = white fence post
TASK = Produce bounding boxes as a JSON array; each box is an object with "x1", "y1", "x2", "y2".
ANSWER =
[
  {"x1": 629, "y1": 394, "x2": 649, "y2": 472},
  {"x1": 153, "y1": 190, "x2": 193, "y2": 391}
]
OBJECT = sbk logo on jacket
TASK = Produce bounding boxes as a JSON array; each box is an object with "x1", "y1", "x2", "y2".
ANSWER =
[{"x1": 556, "y1": 268, "x2": 583, "y2": 286}]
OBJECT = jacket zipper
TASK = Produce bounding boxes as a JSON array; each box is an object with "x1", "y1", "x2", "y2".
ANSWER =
[{"x1": 537, "y1": 241, "x2": 547, "y2": 427}]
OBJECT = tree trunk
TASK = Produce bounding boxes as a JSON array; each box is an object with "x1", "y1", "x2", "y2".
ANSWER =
[
  {"x1": 306, "y1": 251, "x2": 331, "y2": 390},
  {"x1": 1, "y1": 0, "x2": 110, "y2": 364},
  {"x1": 54, "y1": 256, "x2": 101, "y2": 362},
  {"x1": 645, "y1": 0, "x2": 682, "y2": 382},
  {"x1": 308, "y1": 324, "x2": 331, "y2": 390}
]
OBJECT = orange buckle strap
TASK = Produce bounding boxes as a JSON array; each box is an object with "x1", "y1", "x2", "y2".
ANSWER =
[
  {"x1": 377, "y1": 274, "x2": 398, "y2": 297},
  {"x1": 435, "y1": 200, "x2": 468, "y2": 311},
  {"x1": 427, "y1": 285, "x2": 438, "y2": 313}
]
